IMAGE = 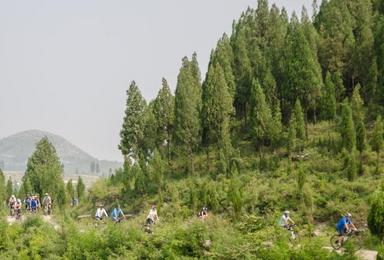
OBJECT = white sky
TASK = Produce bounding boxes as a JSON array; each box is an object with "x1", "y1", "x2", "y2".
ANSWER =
[{"x1": 0, "y1": 0, "x2": 313, "y2": 161}]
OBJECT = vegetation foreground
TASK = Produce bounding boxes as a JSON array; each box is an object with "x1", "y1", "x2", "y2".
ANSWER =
[{"x1": 3, "y1": 0, "x2": 384, "y2": 259}]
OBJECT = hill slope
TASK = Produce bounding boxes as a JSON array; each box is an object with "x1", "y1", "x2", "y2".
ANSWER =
[{"x1": 0, "y1": 130, "x2": 122, "y2": 175}]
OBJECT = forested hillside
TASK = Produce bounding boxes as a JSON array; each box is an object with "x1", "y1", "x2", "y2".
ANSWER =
[{"x1": 2, "y1": 0, "x2": 384, "y2": 259}]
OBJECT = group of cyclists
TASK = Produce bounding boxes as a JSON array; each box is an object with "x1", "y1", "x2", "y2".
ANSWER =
[
  {"x1": 279, "y1": 210, "x2": 357, "y2": 245},
  {"x1": 8, "y1": 193, "x2": 52, "y2": 219}
]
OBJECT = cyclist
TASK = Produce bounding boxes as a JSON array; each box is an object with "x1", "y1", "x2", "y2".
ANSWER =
[
  {"x1": 42, "y1": 193, "x2": 52, "y2": 215},
  {"x1": 95, "y1": 205, "x2": 108, "y2": 220},
  {"x1": 278, "y1": 210, "x2": 295, "y2": 229},
  {"x1": 111, "y1": 205, "x2": 125, "y2": 223},
  {"x1": 30, "y1": 196, "x2": 38, "y2": 213},
  {"x1": 15, "y1": 199, "x2": 22, "y2": 219},
  {"x1": 198, "y1": 207, "x2": 208, "y2": 219},
  {"x1": 336, "y1": 213, "x2": 357, "y2": 245},
  {"x1": 8, "y1": 195, "x2": 16, "y2": 216},
  {"x1": 146, "y1": 204, "x2": 158, "y2": 225}
]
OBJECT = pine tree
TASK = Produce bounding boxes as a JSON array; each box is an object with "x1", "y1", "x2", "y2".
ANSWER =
[
  {"x1": 6, "y1": 178, "x2": 12, "y2": 200},
  {"x1": 342, "y1": 148, "x2": 357, "y2": 181},
  {"x1": 210, "y1": 34, "x2": 236, "y2": 98},
  {"x1": 287, "y1": 117, "x2": 297, "y2": 157},
  {"x1": 153, "y1": 78, "x2": 175, "y2": 162},
  {"x1": 322, "y1": 71, "x2": 337, "y2": 120},
  {"x1": 250, "y1": 79, "x2": 274, "y2": 147},
  {"x1": 339, "y1": 100, "x2": 356, "y2": 151},
  {"x1": 371, "y1": 115, "x2": 383, "y2": 175},
  {"x1": 119, "y1": 81, "x2": 147, "y2": 161},
  {"x1": 282, "y1": 14, "x2": 323, "y2": 120},
  {"x1": 66, "y1": 179, "x2": 75, "y2": 200},
  {"x1": 174, "y1": 56, "x2": 202, "y2": 173},
  {"x1": 23, "y1": 137, "x2": 66, "y2": 206},
  {"x1": 351, "y1": 85, "x2": 366, "y2": 174},
  {"x1": 202, "y1": 62, "x2": 233, "y2": 161},
  {"x1": 142, "y1": 101, "x2": 157, "y2": 157},
  {"x1": 293, "y1": 100, "x2": 306, "y2": 140},
  {"x1": 77, "y1": 176, "x2": 85, "y2": 201},
  {"x1": 232, "y1": 28, "x2": 252, "y2": 124}
]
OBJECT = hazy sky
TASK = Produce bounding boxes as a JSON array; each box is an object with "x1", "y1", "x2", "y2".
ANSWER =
[{"x1": 0, "y1": 0, "x2": 313, "y2": 161}]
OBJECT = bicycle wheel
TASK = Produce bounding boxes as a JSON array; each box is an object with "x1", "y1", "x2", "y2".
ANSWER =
[
  {"x1": 330, "y1": 234, "x2": 342, "y2": 250},
  {"x1": 344, "y1": 235, "x2": 363, "y2": 252}
]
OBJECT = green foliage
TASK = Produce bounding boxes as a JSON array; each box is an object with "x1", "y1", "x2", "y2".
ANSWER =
[
  {"x1": 66, "y1": 179, "x2": 75, "y2": 200},
  {"x1": 293, "y1": 99, "x2": 306, "y2": 140},
  {"x1": 23, "y1": 137, "x2": 66, "y2": 206},
  {"x1": 76, "y1": 176, "x2": 85, "y2": 201},
  {"x1": 368, "y1": 187, "x2": 384, "y2": 240},
  {"x1": 5, "y1": 178, "x2": 12, "y2": 201},
  {"x1": 322, "y1": 71, "x2": 337, "y2": 120},
  {"x1": 173, "y1": 55, "x2": 202, "y2": 173},
  {"x1": 119, "y1": 81, "x2": 147, "y2": 160},
  {"x1": 202, "y1": 62, "x2": 233, "y2": 159},
  {"x1": 0, "y1": 169, "x2": 5, "y2": 205},
  {"x1": 339, "y1": 100, "x2": 356, "y2": 151}
]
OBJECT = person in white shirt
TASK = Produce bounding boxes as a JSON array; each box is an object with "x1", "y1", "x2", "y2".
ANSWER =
[
  {"x1": 95, "y1": 205, "x2": 108, "y2": 220},
  {"x1": 278, "y1": 210, "x2": 295, "y2": 228},
  {"x1": 146, "y1": 205, "x2": 158, "y2": 225}
]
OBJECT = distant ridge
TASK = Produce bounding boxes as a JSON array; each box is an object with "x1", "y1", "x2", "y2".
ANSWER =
[{"x1": 0, "y1": 129, "x2": 122, "y2": 175}]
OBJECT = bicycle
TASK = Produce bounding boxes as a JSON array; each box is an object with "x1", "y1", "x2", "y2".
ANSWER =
[
  {"x1": 286, "y1": 224, "x2": 299, "y2": 242},
  {"x1": 330, "y1": 229, "x2": 364, "y2": 251}
]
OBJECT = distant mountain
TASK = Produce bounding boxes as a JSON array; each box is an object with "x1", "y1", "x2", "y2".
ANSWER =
[{"x1": 0, "y1": 130, "x2": 122, "y2": 175}]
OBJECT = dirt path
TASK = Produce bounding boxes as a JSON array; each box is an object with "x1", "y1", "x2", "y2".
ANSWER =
[
  {"x1": 324, "y1": 247, "x2": 378, "y2": 260},
  {"x1": 41, "y1": 215, "x2": 60, "y2": 231}
]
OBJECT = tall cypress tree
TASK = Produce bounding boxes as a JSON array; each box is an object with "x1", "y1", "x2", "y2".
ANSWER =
[
  {"x1": 339, "y1": 100, "x2": 356, "y2": 151},
  {"x1": 202, "y1": 62, "x2": 233, "y2": 161},
  {"x1": 321, "y1": 71, "x2": 337, "y2": 120},
  {"x1": 23, "y1": 137, "x2": 66, "y2": 207},
  {"x1": 293, "y1": 100, "x2": 306, "y2": 140},
  {"x1": 174, "y1": 56, "x2": 202, "y2": 173},
  {"x1": 77, "y1": 176, "x2": 85, "y2": 201},
  {"x1": 250, "y1": 79, "x2": 274, "y2": 147},
  {"x1": 282, "y1": 13, "x2": 323, "y2": 121},
  {"x1": 119, "y1": 81, "x2": 147, "y2": 161},
  {"x1": 372, "y1": 115, "x2": 383, "y2": 175},
  {"x1": 153, "y1": 78, "x2": 175, "y2": 162},
  {"x1": 351, "y1": 85, "x2": 366, "y2": 157}
]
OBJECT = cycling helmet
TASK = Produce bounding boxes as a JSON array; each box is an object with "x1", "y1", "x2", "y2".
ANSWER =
[
  {"x1": 284, "y1": 210, "x2": 290, "y2": 214},
  {"x1": 346, "y1": 213, "x2": 352, "y2": 217}
]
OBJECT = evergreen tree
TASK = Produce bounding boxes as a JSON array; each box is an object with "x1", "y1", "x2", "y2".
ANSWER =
[
  {"x1": 342, "y1": 148, "x2": 357, "y2": 181},
  {"x1": 250, "y1": 79, "x2": 274, "y2": 147},
  {"x1": 232, "y1": 28, "x2": 252, "y2": 124},
  {"x1": 321, "y1": 71, "x2": 337, "y2": 120},
  {"x1": 77, "y1": 176, "x2": 85, "y2": 201},
  {"x1": 210, "y1": 34, "x2": 236, "y2": 98},
  {"x1": 142, "y1": 101, "x2": 157, "y2": 157},
  {"x1": 368, "y1": 186, "x2": 384, "y2": 241},
  {"x1": 371, "y1": 115, "x2": 383, "y2": 174},
  {"x1": 351, "y1": 85, "x2": 366, "y2": 174},
  {"x1": 119, "y1": 81, "x2": 147, "y2": 161},
  {"x1": 202, "y1": 62, "x2": 233, "y2": 160},
  {"x1": 339, "y1": 100, "x2": 356, "y2": 151},
  {"x1": 282, "y1": 14, "x2": 323, "y2": 121},
  {"x1": 153, "y1": 78, "x2": 175, "y2": 162},
  {"x1": 293, "y1": 100, "x2": 306, "y2": 140},
  {"x1": 287, "y1": 117, "x2": 297, "y2": 157},
  {"x1": 173, "y1": 56, "x2": 202, "y2": 173},
  {"x1": 66, "y1": 179, "x2": 75, "y2": 200},
  {"x1": 23, "y1": 137, "x2": 66, "y2": 207}
]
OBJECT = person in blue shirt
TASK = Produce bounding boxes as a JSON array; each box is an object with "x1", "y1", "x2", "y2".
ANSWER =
[
  {"x1": 111, "y1": 205, "x2": 125, "y2": 223},
  {"x1": 336, "y1": 213, "x2": 357, "y2": 244}
]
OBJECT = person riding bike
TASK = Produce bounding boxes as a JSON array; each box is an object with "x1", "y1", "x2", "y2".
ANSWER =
[
  {"x1": 42, "y1": 193, "x2": 52, "y2": 215},
  {"x1": 30, "y1": 196, "x2": 38, "y2": 213},
  {"x1": 8, "y1": 195, "x2": 16, "y2": 216},
  {"x1": 278, "y1": 210, "x2": 295, "y2": 229},
  {"x1": 146, "y1": 205, "x2": 158, "y2": 225},
  {"x1": 15, "y1": 199, "x2": 22, "y2": 219},
  {"x1": 336, "y1": 213, "x2": 357, "y2": 245},
  {"x1": 24, "y1": 195, "x2": 31, "y2": 211},
  {"x1": 95, "y1": 205, "x2": 108, "y2": 220},
  {"x1": 198, "y1": 207, "x2": 208, "y2": 219},
  {"x1": 111, "y1": 205, "x2": 125, "y2": 223}
]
